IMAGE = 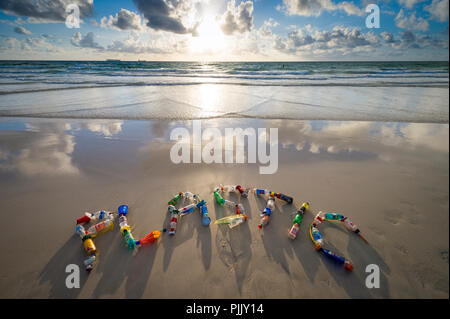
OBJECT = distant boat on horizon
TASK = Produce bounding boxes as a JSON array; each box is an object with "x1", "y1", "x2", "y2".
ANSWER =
[{"x1": 106, "y1": 59, "x2": 120, "y2": 62}]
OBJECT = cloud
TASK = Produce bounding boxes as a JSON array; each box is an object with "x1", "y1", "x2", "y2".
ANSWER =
[
  {"x1": 400, "y1": 30, "x2": 417, "y2": 46},
  {"x1": 390, "y1": 30, "x2": 448, "y2": 49},
  {"x1": 395, "y1": 9, "x2": 429, "y2": 31},
  {"x1": 0, "y1": 122, "x2": 79, "y2": 176},
  {"x1": 425, "y1": 0, "x2": 449, "y2": 22},
  {"x1": 381, "y1": 32, "x2": 396, "y2": 43},
  {"x1": 0, "y1": 35, "x2": 61, "y2": 52},
  {"x1": 99, "y1": 8, "x2": 145, "y2": 32},
  {"x1": 0, "y1": 0, "x2": 93, "y2": 23},
  {"x1": 0, "y1": 37, "x2": 21, "y2": 50},
  {"x1": 397, "y1": 0, "x2": 426, "y2": 9},
  {"x1": 279, "y1": 0, "x2": 364, "y2": 17},
  {"x1": 275, "y1": 120, "x2": 449, "y2": 161},
  {"x1": 133, "y1": 0, "x2": 198, "y2": 34},
  {"x1": 106, "y1": 35, "x2": 169, "y2": 54},
  {"x1": 271, "y1": 23, "x2": 448, "y2": 57},
  {"x1": 0, "y1": 18, "x2": 16, "y2": 26},
  {"x1": 73, "y1": 121, "x2": 123, "y2": 137},
  {"x1": 220, "y1": 0, "x2": 254, "y2": 35},
  {"x1": 259, "y1": 18, "x2": 279, "y2": 37},
  {"x1": 71, "y1": 32, "x2": 103, "y2": 49},
  {"x1": 275, "y1": 26, "x2": 380, "y2": 54},
  {"x1": 14, "y1": 26, "x2": 31, "y2": 34}
]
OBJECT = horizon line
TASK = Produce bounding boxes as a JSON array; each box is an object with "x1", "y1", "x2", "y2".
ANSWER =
[{"x1": 0, "y1": 59, "x2": 449, "y2": 63}]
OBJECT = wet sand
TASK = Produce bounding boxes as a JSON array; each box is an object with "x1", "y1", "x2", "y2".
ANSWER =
[{"x1": 0, "y1": 117, "x2": 448, "y2": 298}]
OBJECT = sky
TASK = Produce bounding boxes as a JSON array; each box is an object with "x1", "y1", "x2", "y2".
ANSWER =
[{"x1": 0, "y1": 0, "x2": 448, "y2": 61}]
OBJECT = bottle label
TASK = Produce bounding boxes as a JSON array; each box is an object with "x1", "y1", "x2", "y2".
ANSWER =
[{"x1": 95, "y1": 222, "x2": 106, "y2": 232}]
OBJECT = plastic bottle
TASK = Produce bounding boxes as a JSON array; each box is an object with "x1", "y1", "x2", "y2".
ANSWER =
[
  {"x1": 288, "y1": 205, "x2": 307, "y2": 239},
  {"x1": 321, "y1": 248, "x2": 354, "y2": 271},
  {"x1": 236, "y1": 203, "x2": 245, "y2": 215},
  {"x1": 76, "y1": 215, "x2": 91, "y2": 225},
  {"x1": 179, "y1": 203, "x2": 196, "y2": 216},
  {"x1": 138, "y1": 230, "x2": 161, "y2": 246},
  {"x1": 168, "y1": 205, "x2": 179, "y2": 235},
  {"x1": 221, "y1": 185, "x2": 236, "y2": 193},
  {"x1": 86, "y1": 215, "x2": 114, "y2": 238},
  {"x1": 82, "y1": 235, "x2": 97, "y2": 256},
  {"x1": 298, "y1": 202, "x2": 309, "y2": 214},
  {"x1": 119, "y1": 214, "x2": 128, "y2": 229},
  {"x1": 292, "y1": 213, "x2": 303, "y2": 226},
  {"x1": 314, "y1": 213, "x2": 324, "y2": 224},
  {"x1": 258, "y1": 215, "x2": 270, "y2": 229},
  {"x1": 117, "y1": 204, "x2": 136, "y2": 249},
  {"x1": 86, "y1": 210, "x2": 109, "y2": 222},
  {"x1": 118, "y1": 204, "x2": 128, "y2": 216},
  {"x1": 260, "y1": 207, "x2": 271, "y2": 217},
  {"x1": 319, "y1": 212, "x2": 345, "y2": 221},
  {"x1": 288, "y1": 224, "x2": 300, "y2": 240},
  {"x1": 311, "y1": 224, "x2": 323, "y2": 249},
  {"x1": 253, "y1": 189, "x2": 293, "y2": 204},
  {"x1": 181, "y1": 192, "x2": 197, "y2": 201},
  {"x1": 84, "y1": 255, "x2": 96, "y2": 272},
  {"x1": 253, "y1": 188, "x2": 268, "y2": 195},
  {"x1": 214, "y1": 191, "x2": 225, "y2": 205},
  {"x1": 229, "y1": 215, "x2": 248, "y2": 229},
  {"x1": 76, "y1": 225, "x2": 97, "y2": 271},
  {"x1": 198, "y1": 203, "x2": 210, "y2": 226},
  {"x1": 75, "y1": 224, "x2": 87, "y2": 238},
  {"x1": 215, "y1": 214, "x2": 247, "y2": 228},
  {"x1": 266, "y1": 196, "x2": 275, "y2": 210},
  {"x1": 236, "y1": 185, "x2": 249, "y2": 198},
  {"x1": 343, "y1": 218, "x2": 359, "y2": 233},
  {"x1": 121, "y1": 226, "x2": 136, "y2": 249},
  {"x1": 223, "y1": 199, "x2": 236, "y2": 208},
  {"x1": 77, "y1": 210, "x2": 108, "y2": 224},
  {"x1": 168, "y1": 193, "x2": 181, "y2": 206},
  {"x1": 275, "y1": 193, "x2": 293, "y2": 204}
]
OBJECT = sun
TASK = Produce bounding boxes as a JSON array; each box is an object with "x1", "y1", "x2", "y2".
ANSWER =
[{"x1": 190, "y1": 15, "x2": 228, "y2": 56}]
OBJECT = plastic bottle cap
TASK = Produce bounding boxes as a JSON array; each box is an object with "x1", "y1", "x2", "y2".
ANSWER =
[
  {"x1": 345, "y1": 262, "x2": 354, "y2": 271},
  {"x1": 118, "y1": 205, "x2": 128, "y2": 216},
  {"x1": 77, "y1": 215, "x2": 91, "y2": 224}
]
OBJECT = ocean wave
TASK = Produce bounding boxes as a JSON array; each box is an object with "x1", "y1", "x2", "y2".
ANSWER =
[{"x1": 0, "y1": 80, "x2": 448, "y2": 95}]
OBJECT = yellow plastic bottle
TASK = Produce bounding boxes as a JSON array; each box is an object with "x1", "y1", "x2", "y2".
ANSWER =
[{"x1": 82, "y1": 236, "x2": 97, "y2": 256}]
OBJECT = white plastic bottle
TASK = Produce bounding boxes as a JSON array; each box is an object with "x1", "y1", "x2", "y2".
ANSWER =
[
  {"x1": 179, "y1": 203, "x2": 196, "y2": 215},
  {"x1": 84, "y1": 210, "x2": 110, "y2": 222},
  {"x1": 236, "y1": 203, "x2": 245, "y2": 215},
  {"x1": 75, "y1": 225, "x2": 86, "y2": 238},
  {"x1": 223, "y1": 199, "x2": 236, "y2": 208},
  {"x1": 119, "y1": 215, "x2": 128, "y2": 229},
  {"x1": 343, "y1": 218, "x2": 358, "y2": 232},
  {"x1": 221, "y1": 185, "x2": 237, "y2": 193},
  {"x1": 229, "y1": 215, "x2": 247, "y2": 228},
  {"x1": 181, "y1": 192, "x2": 197, "y2": 201},
  {"x1": 266, "y1": 196, "x2": 275, "y2": 210},
  {"x1": 86, "y1": 218, "x2": 114, "y2": 237}
]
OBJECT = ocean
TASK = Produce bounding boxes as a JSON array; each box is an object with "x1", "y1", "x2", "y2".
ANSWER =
[{"x1": 0, "y1": 61, "x2": 448, "y2": 122}]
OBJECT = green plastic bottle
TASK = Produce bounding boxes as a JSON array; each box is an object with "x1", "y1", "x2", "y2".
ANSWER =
[
  {"x1": 324, "y1": 212, "x2": 344, "y2": 221},
  {"x1": 288, "y1": 202, "x2": 309, "y2": 240},
  {"x1": 168, "y1": 193, "x2": 181, "y2": 206},
  {"x1": 214, "y1": 191, "x2": 225, "y2": 205}
]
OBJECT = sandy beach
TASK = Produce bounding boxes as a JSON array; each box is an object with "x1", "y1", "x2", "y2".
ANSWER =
[
  {"x1": 0, "y1": 0, "x2": 449, "y2": 302},
  {"x1": 0, "y1": 117, "x2": 448, "y2": 298}
]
